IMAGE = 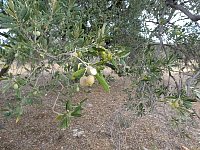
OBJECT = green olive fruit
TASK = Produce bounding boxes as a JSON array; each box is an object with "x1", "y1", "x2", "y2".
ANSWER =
[
  {"x1": 33, "y1": 91, "x2": 38, "y2": 95},
  {"x1": 33, "y1": 31, "x2": 41, "y2": 36},
  {"x1": 100, "y1": 51, "x2": 107, "y2": 60},
  {"x1": 13, "y1": 83, "x2": 19, "y2": 90},
  {"x1": 86, "y1": 75, "x2": 95, "y2": 86},
  {"x1": 107, "y1": 52, "x2": 112, "y2": 60},
  {"x1": 14, "y1": 53, "x2": 18, "y2": 57},
  {"x1": 80, "y1": 76, "x2": 88, "y2": 87},
  {"x1": 87, "y1": 66, "x2": 97, "y2": 75}
]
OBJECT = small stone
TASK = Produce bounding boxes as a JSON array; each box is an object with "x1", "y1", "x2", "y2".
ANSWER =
[
  {"x1": 72, "y1": 129, "x2": 85, "y2": 138},
  {"x1": 72, "y1": 129, "x2": 78, "y2": 132},
  {"x1": 77, "y1": 131, "x2": 85, "y2": 138}
]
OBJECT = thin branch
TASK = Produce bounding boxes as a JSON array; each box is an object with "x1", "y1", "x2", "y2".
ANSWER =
[
  {"x1": 192, "y1": 108, "x2": 200, "y2": 120},
  {"x1": 52, "y1": 81, "x2": 64, "y2": 115},
  {"x1": 186, "y1": 69, "x2": 200, "y2": 96},
  {"x1": 166, "y1": 0, "x2": 200, "y2": 21},
  {"x1": 168, "y1": 69, "x2": 180, "y2": 95}
]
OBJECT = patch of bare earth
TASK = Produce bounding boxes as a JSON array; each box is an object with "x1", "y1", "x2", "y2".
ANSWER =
[{"x1": 0, "y1": 77, "x2": 200, "y2": 150}]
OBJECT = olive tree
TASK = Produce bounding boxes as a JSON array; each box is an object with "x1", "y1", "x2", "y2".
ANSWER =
[{"x1": 1, "y1": 0, "x2": 200, "y2": 128}]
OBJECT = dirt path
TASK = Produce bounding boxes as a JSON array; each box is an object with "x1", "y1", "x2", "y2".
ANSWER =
[
  {"x1": 0, "y1": 78, "x2": 129, "y2": 150},
  {"x1": 0, "y1": 77, "x2": 200, "y2": 150}
]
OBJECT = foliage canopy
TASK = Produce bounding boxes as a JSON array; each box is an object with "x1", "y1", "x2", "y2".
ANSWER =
[{"x1": 0, "y1": 0, "x2": 200, "y2": 128}]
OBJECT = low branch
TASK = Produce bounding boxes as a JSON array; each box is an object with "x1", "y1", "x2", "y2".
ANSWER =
[
  {"x1": 166, "y1": 0, "x2": 200, "y2": 21},
  {"x1": 186, "y1": 69, "x2": 200, "y2": 96}
]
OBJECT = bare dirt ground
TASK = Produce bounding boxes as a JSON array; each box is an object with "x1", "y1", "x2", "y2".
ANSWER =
[{"x1": 0, "y1": 76, "x2": 200, "y2": 150}]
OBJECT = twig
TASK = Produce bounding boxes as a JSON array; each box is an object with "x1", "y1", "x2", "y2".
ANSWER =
[
  {"x1": 192, "y1": 109, "x2": 200, "y2": 120},
  {"x1": 73, "y1": 55, "x2": 88, "y2": 67},
  {"x1": 52, "y1": 81, "x2": 64, "y2": 115}
]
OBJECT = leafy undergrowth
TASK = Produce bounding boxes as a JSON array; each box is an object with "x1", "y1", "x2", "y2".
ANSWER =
[{"x1": 0, "y1": 77, "x2": 200, "y2": 150}]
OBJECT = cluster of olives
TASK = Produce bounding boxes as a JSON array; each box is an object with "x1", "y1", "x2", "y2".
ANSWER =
[
  {"x1": 79, "y1": 66, "x2": 97, "y2": 87},
  {"x1": 100, "y1": 51, "x2": 112, "y2": 61}
]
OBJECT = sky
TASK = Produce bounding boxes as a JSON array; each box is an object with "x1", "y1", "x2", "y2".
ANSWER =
[
  {"x1": 0, "y1": 29, "x2": 9, "y2": 43},
  {"x1": 144, "y1": 9, "x2": 200, "y2": 43}
]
